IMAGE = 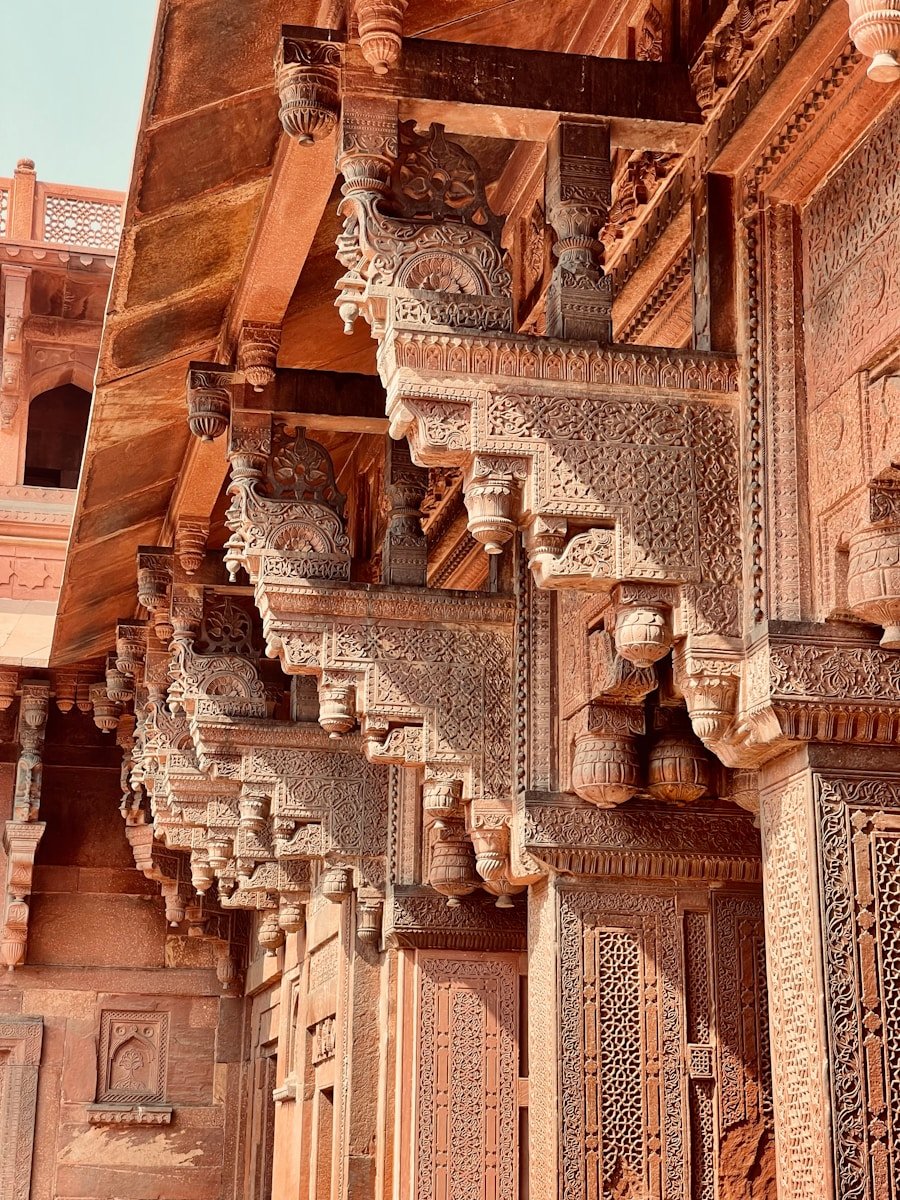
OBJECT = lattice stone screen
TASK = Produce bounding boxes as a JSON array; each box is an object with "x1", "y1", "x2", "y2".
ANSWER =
[{"x1": 42, "y1": 193, "x2": 121, "y2": 250}]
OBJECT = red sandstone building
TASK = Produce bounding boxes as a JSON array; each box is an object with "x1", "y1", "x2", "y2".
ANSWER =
[{"x1": 1, "y1": 2, "x2": 900, "y2": 1198}]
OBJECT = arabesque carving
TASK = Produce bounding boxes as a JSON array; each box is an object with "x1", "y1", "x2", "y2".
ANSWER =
[{"x1": 334, "y1": 99, "x2": 511, "y2": 339}]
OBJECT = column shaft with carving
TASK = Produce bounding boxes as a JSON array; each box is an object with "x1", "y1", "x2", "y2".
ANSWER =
[
  {"x1": 759, "y1": 744, "x2": 900, "y2": 1199},
  {"x1": 1, "y1": 680, "x2": 49, "y2": 969},
  {"x1": 545, "y1": 118, "x2": 613, "y2": 343}
]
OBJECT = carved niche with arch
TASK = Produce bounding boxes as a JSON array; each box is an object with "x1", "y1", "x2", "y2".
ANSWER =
[{"x1": 96, "y1": 1009, "x2": 169, "y2": 1105}]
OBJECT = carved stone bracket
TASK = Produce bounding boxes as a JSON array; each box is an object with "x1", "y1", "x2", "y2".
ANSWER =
[
  {"x1": 1, "y1": 681, "x2": 50, "y2": 970},
  {"x1": 352, "y1": 0, "x2": 409, "y2": 74},
  {"x1": 334, "y1": 97, "x2": 512, "y2": 339},
  {"x1": 185, "y1": 363, "x2": 234, "y2": 442},
  {"x1": 378, "y1": 326, "x2": 742, "y2": 652},
  {"x1": 225, "y1": 412, "x2": 351, "y2": 587},
  {"x1": 673, "y1": 620, "x2": 900, "y2": 766},
  {"x1": 275, "y1": 30, "x2": 343, "y2": 146}
]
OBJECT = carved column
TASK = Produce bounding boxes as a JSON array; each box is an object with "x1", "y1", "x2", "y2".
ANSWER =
[
  {"x1": 545, "y1": 117, "x2": 612, "y2": 343},
  {"x1": 758, "y1": 743, "x2": 900, "y2": 1199},
  {"x1": 381, "y1": 438, "x2": 427, "y2": 586},
  {"x1": 1, "y1": 680, "x2": 50, "y2": 969},
  {"x1": 0, "y1": 263, "x2": 30, "y2": 429}
]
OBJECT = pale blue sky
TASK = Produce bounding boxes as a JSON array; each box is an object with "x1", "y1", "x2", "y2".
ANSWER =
[{"x1": 0, "y1": 1, "x2": 158, "y2": 191}]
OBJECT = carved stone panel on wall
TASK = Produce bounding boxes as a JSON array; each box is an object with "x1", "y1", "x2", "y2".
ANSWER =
[
  {"x1": 0, "y1": 1015, "x2": 42, "y2": 1200},
  {"x1": 415, "y1": 952, "x2": 519, "y2": 1200},
  {"x1": 96, "y1": 1010, "x2": 169, "y2": 1105}
]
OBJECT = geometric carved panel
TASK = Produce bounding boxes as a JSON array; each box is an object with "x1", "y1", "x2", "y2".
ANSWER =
[
  {"x1": 557, "y1": 885, "x2": 772, "y2": 1200},
  {"x1": 97, "y1": 1010, "x2": 169, "y2": 1105},
  {"x1": 415, "y1": 953, "x2": 518, "y2": 1200},
  {"x1": 0, "y1": 1015, "x2": 42, "y2": 1200},
  {"x1": 816, "y1": 776, "x2": 900, "y2": 1200}
]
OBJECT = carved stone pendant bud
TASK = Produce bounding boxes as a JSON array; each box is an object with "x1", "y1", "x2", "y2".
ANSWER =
[
  {"x1": 570, "y1": 729, "x2": 640, "y2": 807},
  {"x1": 278, "y1": 896, "x2": 305, "y2": 934},
  {"x1": 317, "y1": 676, "x2": 356, "y2": 738},
  {"x1": 0, "y1": 670, "x2": 17, "y2": 711},
  {"x1": 428, "y1": 825, "x2": 479, "y2": 906},
  {"x1": 847, "y1": 522, "x2": 900, "y2": 648},
  {"x1": 847, "y1": 0, "x2": 900, "y2": 81},
  {"x1": 257, "y1": 910, "x2": 285, "y2": 956},
  {"x1": 422, "y1": 775, "x2": 462, "y2": 827},
  {"x1": 613, "y1": 604, "x2": 672, "y2": 667},
  {"x1": 90, "y1": 682, "x2": 120, "y2": 733},
  {"x1": 469, "y1": 826, "x2": 508, "y2": 882},
  {"x1": 239, "y1": 790, "x2": 269, "y2": 834},
  {"x1": 321, "y1": 864, "x2": 354, "y2": 903},
  {"x1": 356, "y1": 895, "x2": 383, "y2": 944},
  {"x1": 237, "y1": 322, "x2": 281, "y2": 392},
  {"x1": 216, "y1": 952, "x2": 239, "y2": 993},
  {"x1": 115, "y1": 621, "x2": 146, "y2": 677},
  {"x1": 186, "y1": 364, "x2": 232, "y2": 442},
  {"x1": 190, "y1": 851, "x2": 215, "y2": 894},
  {"x1": 464, "y1": 468, "x2": 519, "y2": 555},
  {"x1": 645, "y1": 734, "x2": 711, "y2": 804},
  {"x1": 275, "y1": 36, "x2": 342, "y2": 145},
  {"x1": 52, "y1": 671, "x2": 77, "y2": 714},
  {"x1": 206, "y1": 837, "x2": 233, "y2": 874},
  {"x1": 175, "y1": 519, "x2": 209, "y2": 576},
  {"x1": 354, "y1": 0, "x2": 408, "y2": 74},
  {"x1": 105, "y1": 659, "x2": 133, "y2": 706}
]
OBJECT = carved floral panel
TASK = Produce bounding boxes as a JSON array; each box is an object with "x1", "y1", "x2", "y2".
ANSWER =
[{"x1": 415, "y1": 952, "x2": 518, "y2": 1200}]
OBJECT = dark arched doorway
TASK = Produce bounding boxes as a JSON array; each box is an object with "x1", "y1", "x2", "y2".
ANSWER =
[{"x1": 23, "y1": 384, "x2": 91, "y2": 489}]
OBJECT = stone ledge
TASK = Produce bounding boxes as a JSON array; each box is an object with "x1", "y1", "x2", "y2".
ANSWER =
[{"x1": 86, "y1": 1104, "x2": 173, "y2": 1126}]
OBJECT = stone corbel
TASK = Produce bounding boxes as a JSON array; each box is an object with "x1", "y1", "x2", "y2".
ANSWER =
[
  {"x1": 224, "y1": 411, "x2": 351, "y2": 587},
  {"x1": 136, "y1": 547, "x2": 174, "y2": 643},
  {"x1": 275, "y1": 29, "x2": 343, "y2": 146},
  {"x1": 185, "y1": 363, "x2": 234, "y2": 442},
  {"x1": 671, "y1": 640, "x2": 742, "y2": 755},
  {"x1": 352, "y1": 0, "x2": 408, "y2": 74},
  {"x1": 334, "y1": 97, "x2": 511, "y2": 338},
  {"x1": 1, "y1": 681, "x2": 50, "y2": 968},
  {"x1": 526, "y1": 521, "x2": 616, "y2": 589},
  {"x1": 237, "y1": 321, "x2": 281, "y2": 392},
  {"x1": 175, "y1": 518, "x2": 210, "y2": 575},
  {"x1": 1, "y1": 822, "x2": 45, "y2": 969}
]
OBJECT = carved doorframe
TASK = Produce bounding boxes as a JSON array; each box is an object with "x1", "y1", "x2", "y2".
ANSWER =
[{"x1": 0, "y1": 1015, "x2": 42, "y2": 1200}]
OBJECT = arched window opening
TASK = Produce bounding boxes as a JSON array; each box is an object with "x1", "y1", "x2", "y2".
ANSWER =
[{"x1": 23, "y1": 384, "x2": 91, "y2": 489}]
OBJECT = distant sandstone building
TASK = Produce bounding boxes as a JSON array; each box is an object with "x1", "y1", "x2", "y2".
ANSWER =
[
  {"x1": 1, "y1": 3, "x2": 900, "y2": 1199},
  {"x1": 0, "y1": 158, "x2": 120, "y2": 665}
]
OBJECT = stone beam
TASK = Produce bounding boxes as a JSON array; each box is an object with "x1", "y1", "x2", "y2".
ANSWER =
[
  {"x1": 222, "y1": 132, "x2": 337, "y2": 355},
  {"x1": 279, "y1": 26, "x2": 702, "y2": 150}
]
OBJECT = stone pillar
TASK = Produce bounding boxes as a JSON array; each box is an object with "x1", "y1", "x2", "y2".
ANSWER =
[
  {"x1": 545, "y1": 117, "x2": 612, "y2": 343},
  {"x1": 758, "y1": 743, "x2": 900, "y2": 1200}
]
